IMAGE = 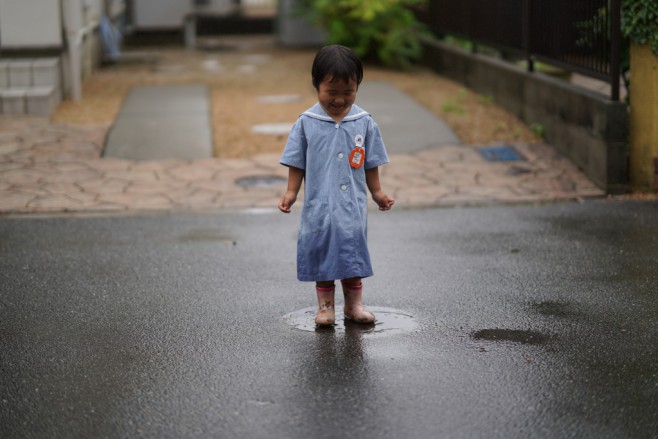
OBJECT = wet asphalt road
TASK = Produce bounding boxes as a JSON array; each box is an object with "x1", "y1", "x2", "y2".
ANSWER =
[{"x1": 1, "y1": 201, "x2": 657, "y2": 439}]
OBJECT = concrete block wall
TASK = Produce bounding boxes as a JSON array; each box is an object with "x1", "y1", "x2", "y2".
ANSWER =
[
  {"x1": 422, "y1": 40, "x2": 630, "y2": 194},
  {"x1": 0, "y1": 57, "x2": 62, "y2": 117}
]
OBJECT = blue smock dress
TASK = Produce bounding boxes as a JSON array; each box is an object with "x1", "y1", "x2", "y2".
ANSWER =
[{"x1": 280, "y1": 103, "x2": 390, "y2": 282}]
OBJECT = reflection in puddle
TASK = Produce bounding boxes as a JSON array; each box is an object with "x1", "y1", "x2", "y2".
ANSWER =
[
  {"x1": 283, "y1": 306, "x2": 420, "y2": 336},
  {"x1": 472, "y1": 328, "x2": 551, "y2": 345}
]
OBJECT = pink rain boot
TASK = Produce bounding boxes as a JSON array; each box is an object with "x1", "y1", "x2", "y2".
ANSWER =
[
  {"x1": 342, "y1": 281, "x2": 375, "y2": 324},
  {"x1": 315, "y1": 284, "x2": 336, "y2": 326}
]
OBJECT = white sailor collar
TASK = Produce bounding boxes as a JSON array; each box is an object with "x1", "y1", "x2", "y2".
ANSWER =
[{"x1": 302, "y1": 103, "x2": 370, "y2": 122}]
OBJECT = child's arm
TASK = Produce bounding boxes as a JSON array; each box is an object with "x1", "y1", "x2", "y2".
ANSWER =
[
  {"x1": 365, "y1": 167, "x2": 395, "y2": 211},
  {"x1": 278, "y1": 166, "x2": 304, "y2": 213}
]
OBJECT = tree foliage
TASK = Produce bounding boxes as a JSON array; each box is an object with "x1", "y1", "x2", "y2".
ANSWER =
[
  {"x1": 621, "y1": 0, "x2": 658, "y2": 53},
  {"x1": 299, "y1": 0, "x2": 432, "y2": 68}
]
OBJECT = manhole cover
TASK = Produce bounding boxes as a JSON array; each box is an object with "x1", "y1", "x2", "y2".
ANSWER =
[
  {"x1": 479, "y1": 145, "x2": 526, "y2": 161},
  {"x1": 283, "y1": 306, "x2": 420, "y2": 336},
  {"x1": 235, "y1": 175, "x2": 287, "y2": 188}
]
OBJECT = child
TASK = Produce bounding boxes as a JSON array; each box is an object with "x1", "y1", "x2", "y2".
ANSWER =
[{"x1": 278, "y1": 45, "x2": 395, "y2": 327}]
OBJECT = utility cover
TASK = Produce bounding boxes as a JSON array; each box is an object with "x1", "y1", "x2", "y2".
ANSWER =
[{"x1": 479, "y1": 145, "x2": 526, "y2": 161}]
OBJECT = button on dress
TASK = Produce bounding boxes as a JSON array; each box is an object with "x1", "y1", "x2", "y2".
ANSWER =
[{"x1": 280, "y1": 103, "x2": 390, "y2": 282}]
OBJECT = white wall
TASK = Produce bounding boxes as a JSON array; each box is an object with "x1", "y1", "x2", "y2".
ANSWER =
[
  {"x1": 0, "y1": 0, "x2": 63, "y2": 48},
  {"x1": 133, "y1": 0, "x2": 190, "y2": 29}
]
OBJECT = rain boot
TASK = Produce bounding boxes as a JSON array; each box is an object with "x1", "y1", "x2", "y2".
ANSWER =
[
  {"x1": 342, "y1": 281, "x2": 375, "y2": 324},
  {"x1": 315, "y1": 284, "x2": 336, "y2": 326}
]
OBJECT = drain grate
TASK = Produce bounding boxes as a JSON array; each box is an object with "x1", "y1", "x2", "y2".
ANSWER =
[
  {"x1": 479, "y1": 145, "x2": 526, "y2": 161},
  {"x1": 235, "y1": 175, "x2": 287, "y2": 188}
]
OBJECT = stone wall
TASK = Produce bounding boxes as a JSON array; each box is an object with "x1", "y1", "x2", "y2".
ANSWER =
[{"x1": 422, "y1": 39, "x2": 630, "y2": 194}]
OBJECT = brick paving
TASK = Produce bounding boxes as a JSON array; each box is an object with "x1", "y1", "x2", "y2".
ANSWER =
[{"x1": 0, "y1": 115, "x2": 604, "y2": 216}]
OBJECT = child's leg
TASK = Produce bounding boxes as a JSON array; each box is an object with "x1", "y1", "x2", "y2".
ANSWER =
[
  {"x1": 341, "y1": 278, "x2": 375, "y2": 324},
  {"x1": 315, "y1": 281, "x2": 336, "y2": 326}
]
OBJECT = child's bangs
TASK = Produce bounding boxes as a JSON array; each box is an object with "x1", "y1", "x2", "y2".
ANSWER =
[{"x1": 326, "y1": 61, "x2": 358, "y2": 84}]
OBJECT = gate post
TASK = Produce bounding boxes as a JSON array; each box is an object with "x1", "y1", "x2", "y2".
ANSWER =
[{"x1": 629, "y1": 43, "x2": 658, "y2": 192}]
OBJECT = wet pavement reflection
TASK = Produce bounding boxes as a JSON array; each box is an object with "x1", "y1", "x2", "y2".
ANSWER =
[
  {"x1": 1, "y1": 201, "x2": 656, "y2": 438},
  {"x1": 283, "y1": 307, "x2": 420, "y2": 336}
]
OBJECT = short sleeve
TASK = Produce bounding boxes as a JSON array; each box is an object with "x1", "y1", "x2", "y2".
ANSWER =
[
  {"x1": 364, "y1": 118, "x2": 389, "y2": 169},
  {"x1": 280, "y1": 118, "x2": 307, "y2": 170}
]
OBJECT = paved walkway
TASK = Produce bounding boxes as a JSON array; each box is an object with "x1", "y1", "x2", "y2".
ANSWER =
[
  {"x1": 103, "y1": 84, "x2": 213, "y2": 161},
  {"x1": 0, "y1": 112, "x2": 603, "y2": 215}
]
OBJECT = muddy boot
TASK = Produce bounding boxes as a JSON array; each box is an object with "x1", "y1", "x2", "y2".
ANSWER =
[
  {"x1": 315, "y1": 284, "x2": 336, "y2": 326},
  {"x1": 342, "y1": 281, "x2": 375, "y2": 324}
]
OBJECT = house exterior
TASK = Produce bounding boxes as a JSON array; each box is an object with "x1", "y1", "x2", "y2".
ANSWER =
[{"x1": 0, "y1": 0, "x2": 126, "y2": 115}]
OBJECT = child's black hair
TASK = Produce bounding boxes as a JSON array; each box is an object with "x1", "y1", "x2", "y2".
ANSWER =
[{"x1": 311, "y1": 45, "x2": 363, "y2": 90}]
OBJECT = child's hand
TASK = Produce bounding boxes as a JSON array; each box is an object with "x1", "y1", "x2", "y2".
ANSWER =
[
  {"x1": 278, "y1": 191, "x2": 297, "y2": 213},
  {"x1": 372, "y1": 191, "x2": 395, "y2": 211}
]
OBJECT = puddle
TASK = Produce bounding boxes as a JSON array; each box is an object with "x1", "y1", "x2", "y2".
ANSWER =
[
  {"x1": 283, "y1": 306, "x2": 420, "y2": 336},
  {"x1": 235, "y1": 175, "x2": 286, "y2": 188},
  {"x1": 472, "y1": 328, "x2": 550, "y2": 345},
  {"x1": 531, "y1": 301, "x2": 583, "y2": 319}
]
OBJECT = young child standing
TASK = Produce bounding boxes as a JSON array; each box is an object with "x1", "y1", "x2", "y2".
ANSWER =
[{"x1": 278, "y1": 45, "x2": 394, "y2": 327}]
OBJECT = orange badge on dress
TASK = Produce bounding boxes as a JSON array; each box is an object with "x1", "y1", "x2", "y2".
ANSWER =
[
  {"x1": 349, "y1": 146, "x2": 365, "y2": 168},
  {"x1": 350, "y1": 134, "x2": 365, "y2": 169}
]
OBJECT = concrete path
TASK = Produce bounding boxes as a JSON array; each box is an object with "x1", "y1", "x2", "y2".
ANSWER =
[
  {"x1": 358, "y1": 80, "x2": 461, "y2": 152},
  {"x1": 103, "y1": 79, "x2": 455, "y2": 159},
  {"x1": 103, "y1": 84, "x2": 213, "y2": 161}
]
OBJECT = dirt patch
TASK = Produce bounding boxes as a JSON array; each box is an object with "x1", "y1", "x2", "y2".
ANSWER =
[{"x1": 53, "y1": 35, "x2": 540, "y2": 159}]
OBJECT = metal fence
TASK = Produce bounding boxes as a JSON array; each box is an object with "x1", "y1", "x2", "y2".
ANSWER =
[{"x1": 424, "y1": 0, "x2": 621, "y2": 100}]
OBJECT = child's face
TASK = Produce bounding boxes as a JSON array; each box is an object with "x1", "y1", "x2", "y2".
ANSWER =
[{"x1": 317, "y1": 75, "x2": 358, "y2": 121}]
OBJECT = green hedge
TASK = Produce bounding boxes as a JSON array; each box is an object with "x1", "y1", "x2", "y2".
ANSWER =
[{"x1": 622, "y1": 0, "x2": 658, "y2": 54}]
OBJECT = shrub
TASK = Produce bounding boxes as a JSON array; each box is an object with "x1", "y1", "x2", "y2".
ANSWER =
[
  {"x1": 621, "y1": 0, "x2": 658, "y2": 54},
  {"x1": 299, "y1": 0, "x2": 432, "y2": 68}
]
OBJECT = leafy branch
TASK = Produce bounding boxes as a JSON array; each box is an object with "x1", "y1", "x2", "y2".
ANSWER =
[{"x1": 299, "y1": 0, "x2": 433, "y2": 68}]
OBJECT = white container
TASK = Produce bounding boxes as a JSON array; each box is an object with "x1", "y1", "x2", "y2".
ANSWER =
[
  {"x1": 1, "y1": 89, "x2": 26, "y2": 114},
  {"x1": 26, "y1": 86, "x2": 57, "y2": 117},
  {"x1": 8, "y1": 60, "x2": 33, "y2": 87}
]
